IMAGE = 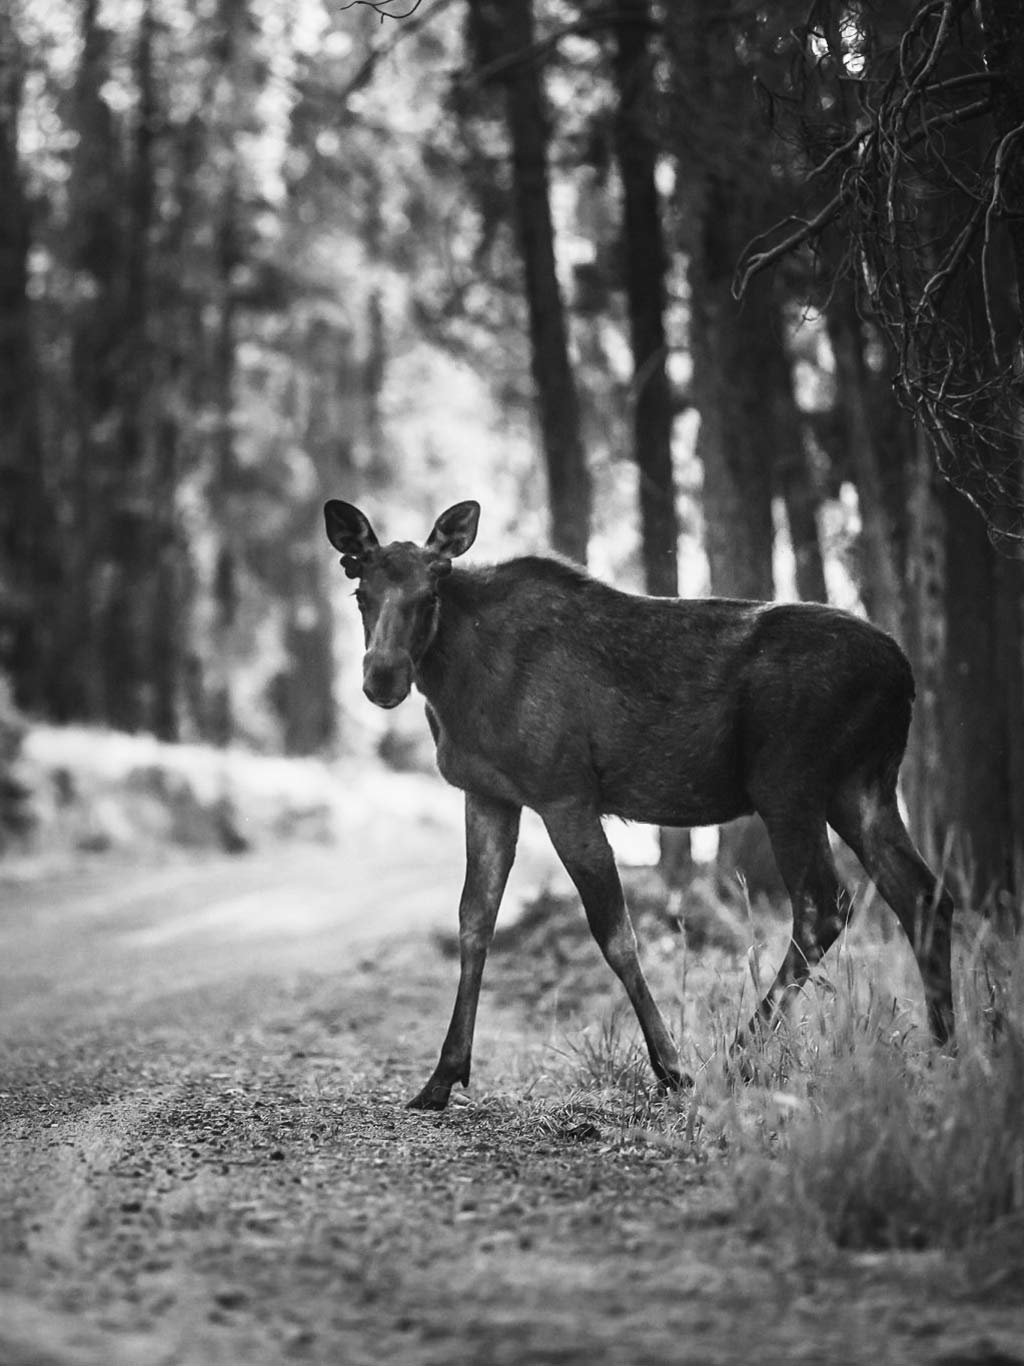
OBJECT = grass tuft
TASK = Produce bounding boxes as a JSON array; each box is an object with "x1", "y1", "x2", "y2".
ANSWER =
[
  {"x1": 505, "y1": 864, "x2": 1024, "y2": 1261},
  {"x1": 744, "y1": 916, "x2": 1024, "y2": 1254}
]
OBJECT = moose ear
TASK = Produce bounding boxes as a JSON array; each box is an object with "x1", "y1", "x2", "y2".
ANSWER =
[
  {"x1": 425, "y1": 500, "x2": 480, "y2": 560},
  {"x1": 324, "y1": 501, "x2": 379, "y2": 575}
]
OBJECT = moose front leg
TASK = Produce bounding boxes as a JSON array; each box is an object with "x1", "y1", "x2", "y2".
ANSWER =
[
  {"x1": 541, "y1": 801, "x2": 689, "y2": 1093},
  {"x1": 407, "y1": 793, "x2": 521, "y2": 1111}
]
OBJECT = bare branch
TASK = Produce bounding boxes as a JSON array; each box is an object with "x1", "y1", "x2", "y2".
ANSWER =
[
  {"x1": 895, "y1": 0, "x2": 965, "y2": 119},
  {"x1": 915, "y1": 188, "x2": 989, "y2": 323},
  {"x1": 463, "y1": 8, "x2": 659, "y2": 87},
  {"x1": 982, "y1": 120, "x2": 1024, "y2": 362},
  {"x1": 737, "y1": 2, "x2": 1024, "y2": 545},
  {"x1": 732, "y1": 181, "x2": 857, "y2": 297},
  {"x1": 333, "y1": 0, "x2": 460, "y2": 104},
  {"x1": 733, "y1": 97, "x2": 991, "y2": 298},
  {"x1": 337, "y1": 0, "x2": 425, "y2": 22}
]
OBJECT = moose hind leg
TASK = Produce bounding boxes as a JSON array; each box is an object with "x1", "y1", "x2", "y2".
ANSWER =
[
  {"x1": 744, "y1": 814, "x2": 849, "y2": 1038},
  {"x1": 408, "y1": 793, "x2": 521, "y2": 1111},
  {"x1": 541, "y1": 802, "x2": 689, "y2": 1091},
  {"x1": 829, "y1": 784, "x2": 954, "y2": 1046}
]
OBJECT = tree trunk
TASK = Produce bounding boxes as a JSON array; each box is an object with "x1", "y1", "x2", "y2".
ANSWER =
[
  {"x1": 202, "y1": 0, "x2": 249, "y2": 747},
  {"x1": 974, "y1": 0, "x2": 1024, "y2": 898},
  {"x1": 938, "y1": 484, "x2": 1024, "y2": 894},
  {"x1": 768, "y1": 339, "x2": 827, "y2": 603},
  {"x1": 666, "y1": 2, "x2": 775, "y2": 600},
  {"x1": 689, "y1": 272, "x2": 776, "y2": 602},
  {"x1": 150, "y1": 415, "x2": 182, "y2": 743},
  {"x1": 919, "y1": 10, "x2": 1024, "y2": 896},
  {"x1": 826, "y1": 293, "x2": 906, "y2": 641},
  {"x1": 281, "y1": 564, "x2": 337, "y2": 757},
  {"x1": 275, "y1": 317, "x2": 352, "y2": 758},
  {"x1": 609, "y1": 0, "x2": 690, "y2": 879},
  {"x1": 0, "y1": 8, "x2": 55, "y2": 710},
  {"x1": 470, "y1": 0, "x2": 590, "y2": 563},
  {"x1": 679, "y1": 179, "x2": 776, "y2": 603},
  {"x1": 667, "y1": 1, "x2": 782, "y2": 895},
  {"x1": 207, "y1": 175, "x2": 240, "y2": 748},
  {"x1": 979, "y1": 0, "x2": 1024, "y2": 298},
  {"x1": 147, "y1": 61, "x2": 210, "y2": 744},
  {"x1": 611, "y1": 0, "x2": 678, "y2": 598},
  {"x1": 901, "y1": 424, "x2": 946, "y2": 866},
  {"x1": 64, "y1": 0, "x2": 123, "y2": 724},
  {"x1": 100, "y1": 0, "x2": 158, "y2": 732}
]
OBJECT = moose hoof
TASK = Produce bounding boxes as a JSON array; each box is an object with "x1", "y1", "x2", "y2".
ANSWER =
[
  {"x1": 406, "y1": 1080, "x2": 452, "y2": 1111},
  {"x1": 657, "y1": 1067, "x2": 694, "y2": 1093}
]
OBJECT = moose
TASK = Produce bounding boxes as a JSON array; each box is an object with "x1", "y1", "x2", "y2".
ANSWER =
[{"x1": 324, "y1": 498, "x2": 954, "y2": 1110}]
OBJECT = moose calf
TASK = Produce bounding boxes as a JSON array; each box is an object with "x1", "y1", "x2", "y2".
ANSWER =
[{"x1": 325, "y1": 498, "x2": 954, "y2": 1110}]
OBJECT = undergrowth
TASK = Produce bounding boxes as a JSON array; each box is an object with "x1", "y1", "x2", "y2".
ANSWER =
[
  {"x1": 760, "y1": 917, "x2": 1024, "y2": 1256},
  {"x1": 513, "y1": 871, "x2": 1024, "y2": 1261}
]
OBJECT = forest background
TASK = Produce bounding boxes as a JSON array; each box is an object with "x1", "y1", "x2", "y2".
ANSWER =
[{"x1": 1, "y1": 0, "x2": 1022, "y2": 900}]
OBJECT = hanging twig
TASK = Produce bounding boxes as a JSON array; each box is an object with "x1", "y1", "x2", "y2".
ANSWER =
[
  {"x1": 982, "y1": 121, "x2": 1024, "y2": 363},
  {"x1": 735, "y1": 2, "x2": 1023, "y2": 546},
  {"x1": 462, "y1": 7, "x2": 659, "y2": 88},
  {"x1": 733, "y1": 98, "x2": 989, "y2": 298},
  {"x1": 333, "y1": 0, "x2": 460, "y2": 104},
  {"x1": 337, "y1": 0, "x2": 425, "y2": 23}
]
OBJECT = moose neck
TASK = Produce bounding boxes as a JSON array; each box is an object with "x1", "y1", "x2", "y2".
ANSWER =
[{"x1": 413, "y1": 567, "x2": 485, "y2": 715}]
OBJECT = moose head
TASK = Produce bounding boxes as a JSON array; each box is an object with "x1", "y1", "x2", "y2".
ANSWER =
[{"x1": 323, "y1": 499, "x2": 480, "y2": 708}]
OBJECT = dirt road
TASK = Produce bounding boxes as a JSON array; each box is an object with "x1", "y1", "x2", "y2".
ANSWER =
[{"x1": 2, "y1": 798, "x2": 1022, "y2": 1365}]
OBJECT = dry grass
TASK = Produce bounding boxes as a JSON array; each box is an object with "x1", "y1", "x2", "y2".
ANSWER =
[
  {"x1": 498, "y1": 869, "x2": 1024, "y2": 1265},
  {"x1": 757, "y1": 918, "x2": 1024, "y2": 1256}
]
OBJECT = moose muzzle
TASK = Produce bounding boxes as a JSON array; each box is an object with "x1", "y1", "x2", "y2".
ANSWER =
[{"x1": 362, "y1": 650, "x2": 413, "y2": 709}]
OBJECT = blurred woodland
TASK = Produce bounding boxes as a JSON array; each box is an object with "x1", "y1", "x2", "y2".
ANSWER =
[{"x1": 1, "y1": 0, "x2": 1022, "y2": 894}]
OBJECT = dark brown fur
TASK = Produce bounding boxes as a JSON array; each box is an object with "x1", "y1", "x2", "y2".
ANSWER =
[{"x1": 325, "y1": 500, "x2": 955, "y2": 1110}]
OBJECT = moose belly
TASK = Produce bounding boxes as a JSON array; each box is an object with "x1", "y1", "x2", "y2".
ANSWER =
[
  {"x1": 599, "y1": 783, "x2": 754, "y2": 829},
  {"x1": 593, "y1": 722, "x2": 753, "y2": 828}
]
